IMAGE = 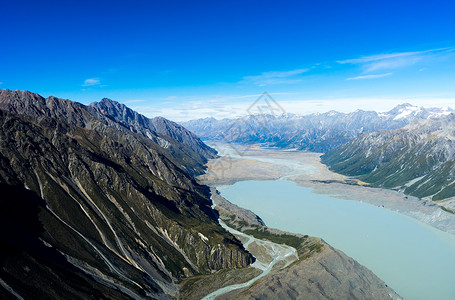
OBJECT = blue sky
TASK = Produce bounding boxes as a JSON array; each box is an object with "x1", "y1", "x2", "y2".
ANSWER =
[{"x1": 1, "y1": 0, "x2": 455, "y2": 120}]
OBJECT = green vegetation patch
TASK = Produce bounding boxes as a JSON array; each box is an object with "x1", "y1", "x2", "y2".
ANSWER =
[
  {"x1": 178, "y1": 267, "x2": 261, "y2": 300},
  {"x1": 242, "y1": 227, "x2": 307, "y2": 249},
  {"x1": 439, "y1": 205, "x2": 455, "y2": 214}
]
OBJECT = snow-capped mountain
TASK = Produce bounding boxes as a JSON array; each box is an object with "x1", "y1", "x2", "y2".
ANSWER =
[
  {"x1": 378, "y1": 103, "x2": 453, "y2": 121},
  {"x1": 183, "y1": 104, "x2": 453, "y2": 152}
]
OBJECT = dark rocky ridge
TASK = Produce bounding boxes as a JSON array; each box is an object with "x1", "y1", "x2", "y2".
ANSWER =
[
  {"x1": 88, "y1": 98, "x2": 217, "y2": 162},
  {"x1": 0, "y1": 89, "x2": 216, "y2": 177},
  {"x1": 0, "y1": 90, "x2": 251, "y2": 299}
]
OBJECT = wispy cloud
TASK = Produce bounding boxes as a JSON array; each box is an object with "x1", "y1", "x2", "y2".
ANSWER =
[
  {"x1": 346, "y1": 72, "x2": 392, "y2": 80},
  {"x1": 338, "y1": 47, "x2": 455, "y2": 73},
  {"x1": 241, "y1": 68, "x2": 309, "y2": 86},
  {"x1": 122, "y1": 99, "x2": 146, "y2": 103},
  {"x1": 82, "y1": 78, "x2": 101, "y2": 86}
]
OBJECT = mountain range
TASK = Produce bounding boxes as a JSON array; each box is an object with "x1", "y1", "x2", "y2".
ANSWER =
[
  {"x1": 0, "y1": 89, "x2": 250, "y2": 299},
  {"x1": 0, "y1": 89, "x2": 401, "y2": 299},
  {"x1": 182, "y1": 103, "x2": 453, "y2": 152},
  {"x1": 184, "y1": 103, "x2": 455, "y2": 203},
  {"x1": 322, "y1": 114, "x2": 455, "y2": 202}
]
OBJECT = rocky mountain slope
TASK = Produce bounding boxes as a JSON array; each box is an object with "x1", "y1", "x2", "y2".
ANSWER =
[
  {"x1": 220, "y1": 243, "x2": 401, "y2": 300},
  {"x1": 88, "y1": 98, "x2": 217, "y2": 161},
  {"x1": 0, "y1": 89, "x2": 216, "y2": 177},
  {"x1": 183, "y1": 104, "x2": 453, "y2": 152},
  {"x1": 322, "y1": 114, "x2": 455, "y2": 202},
  {"x1": 0, "y1": 90, "x2": 250, "y2": 299}
]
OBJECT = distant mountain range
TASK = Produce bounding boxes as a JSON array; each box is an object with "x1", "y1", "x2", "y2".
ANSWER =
[
  {"x1": 183, "y1": 103, "x2": 453, "y2": 152},
  {"x1": 184, "y1": 103, "x2": 455, "y2": 202},
  {"x1": 322, "y1": 114, "x2": 455, "y2": 202}
]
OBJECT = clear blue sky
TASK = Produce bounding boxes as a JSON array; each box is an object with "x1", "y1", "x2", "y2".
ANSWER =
[{"x1": 1, "y1": 0, "x2": 455, "y2": 120}]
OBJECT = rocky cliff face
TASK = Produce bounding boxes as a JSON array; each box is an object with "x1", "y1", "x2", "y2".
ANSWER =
[
  {"x1": 0, "y1": 90, "x2": 252, "y2": 299},
  {"x1": 322, "y1": 114, "x2": 455, "y2": 201}
]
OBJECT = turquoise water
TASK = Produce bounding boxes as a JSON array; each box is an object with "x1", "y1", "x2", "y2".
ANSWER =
[{"x1": 219, "y1": 180, "x2": 455, "y2": 300}]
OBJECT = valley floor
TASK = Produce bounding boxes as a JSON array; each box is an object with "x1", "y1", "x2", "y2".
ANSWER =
[{"x1": 200, "y1": 143, "x2": 455, "y2": 236}]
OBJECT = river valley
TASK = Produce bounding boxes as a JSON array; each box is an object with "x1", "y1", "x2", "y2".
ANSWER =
[{"x1": 200, "y1": 143, "x2": 455, "y2": 300}]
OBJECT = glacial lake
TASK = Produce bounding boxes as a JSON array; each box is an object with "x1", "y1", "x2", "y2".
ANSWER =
[{"x1": 219, "y1": 179, "x2": 455, "y2": 300}]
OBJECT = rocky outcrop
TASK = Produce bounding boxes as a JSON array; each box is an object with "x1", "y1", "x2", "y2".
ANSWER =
[{"x1": 211, "y1": 188, "x2": 265, "y2": 227}]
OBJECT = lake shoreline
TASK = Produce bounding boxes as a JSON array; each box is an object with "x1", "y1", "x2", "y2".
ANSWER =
[
  {"x1": 199, "y1": 143, "x2": 455, "y2": 236},
  {"x1": 199, "y1": 144, "x2": 455, "y2": 235},
  {"x1": 199, "y1": 187, "x2": 403, "y2": 300},
  {"x1": 198, "y1": 143, "x2": 455, "y2": 299}
]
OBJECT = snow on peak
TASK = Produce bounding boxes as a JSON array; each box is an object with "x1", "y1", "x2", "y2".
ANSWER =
[{"x1": 393, "y1": 105, "x2": 422, "y2": 120}]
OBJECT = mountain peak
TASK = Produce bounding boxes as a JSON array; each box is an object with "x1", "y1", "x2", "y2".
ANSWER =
[
  {"x1": 97, "y1": 97, "x2": 124, "y2": 107},
  {"x1": 387, "y1": 103, "x2": 418, "y2": 112},
  {"x1": 396, "y1": 102, "x2": 415, "y2": 108},
  {"x1": 88, "y1": 98, "x2": 126, "y2": 111},
  {"x1": 382, "y1": 103, "x2": 423, "y2": 120},
  {"x1": 100, "y1": 97, "x2": 117, "y2": 103}
]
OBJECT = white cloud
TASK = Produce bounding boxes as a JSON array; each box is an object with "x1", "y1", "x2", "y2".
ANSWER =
[
  {"x1": 346, "y1": 73, "x2": 392, "y2": 80},
  {"x1": 338, "y1": 47, "x2": 455, "y2": 73},
  {"x1": 122, "y1": 99, "x2": 146, "y2": 103},
  {"x1": 130, "y1": 93, "x2": 290, "y2": 121},
  {"x1": 278, "y1": 97, "x2": 455, "y2": 116},
  {"x1": 339, "y1": 51, "x2": 423, "y2": 65},
  {"x1": 131, "y1": 94, "x2": 455, "y2": 122},
  {"x1": 241, "y1": 68, "x2": 309, "y2": 86},
  {"x1": 82, "y1": 78, "x2": 101, "y2": 86}
]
